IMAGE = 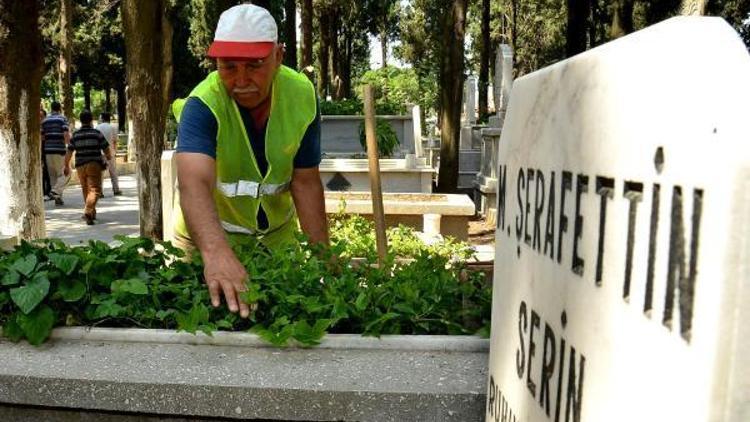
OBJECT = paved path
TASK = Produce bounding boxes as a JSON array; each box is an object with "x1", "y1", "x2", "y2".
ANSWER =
[
  {"x1": 43, "y1": 174, "x2": 495, "y2": 260},
  {"x1": 44, "y1": 175, "x2": 140, "y2": 244}
]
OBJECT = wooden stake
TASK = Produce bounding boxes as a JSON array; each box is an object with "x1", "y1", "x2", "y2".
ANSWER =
[{"x1": 363, "y1": 85, "x2": 388, "y2": 266}]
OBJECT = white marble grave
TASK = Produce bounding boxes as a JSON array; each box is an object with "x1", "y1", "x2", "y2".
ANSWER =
[
  {"x1": 494, "y1": 44, "x2": 513, "y2": 122},
  {"x1": 487, "y1": 17, "x2": 750, "y2": 422}
]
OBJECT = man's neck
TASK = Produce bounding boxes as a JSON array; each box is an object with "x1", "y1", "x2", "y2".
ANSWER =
[{"x1": 241, "y1": 94, "x2": 272, "y2": 129}]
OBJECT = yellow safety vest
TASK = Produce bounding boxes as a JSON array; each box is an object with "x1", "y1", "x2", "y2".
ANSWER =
[{"x1": 172, "y1": 66, "x2": 317, "y2": 247}]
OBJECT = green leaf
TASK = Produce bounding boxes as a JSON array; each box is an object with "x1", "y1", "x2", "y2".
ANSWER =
[
  {"x1": 176, "y1": 303, "x2": 209, "y2": 334},
  {"x1": 251, "y1": 324, "x2": 294, "y2": 347},
  {"x1": 3, "y1": 318, "x2": 24, "y2": 342},
  {"x1": 354, "y1": 292, "x2": 368, "y2": 311},
  {"x1": 48, "y1": 253, "x2": 80, "y2": 275},
  {"x1": 155, "y1": 309, "x2": 176, "y2": 321},
  {"x1": 238, "y1": 284, "x2": 265, "y2": 304},
  {"x1": 1, "y1": 270, "x2": 20, "y2": 286},
  {"x1": 92, "y1": 299, "x2": 125, "y2": 318},
  {"x1": 18, "y1": 305, "x2": 55, "y2": 346},
  {"x1": 10, "y1": 272, "x2": 50, "y2": 314},
  {"x1": 111, "y1": 278, "x2": 149, "y2": 295},
  {"x1": 58, "y1": 280, "x2": 87, "y2": 302},
  {"x1": 393, "y1": 303, "x2": 416, "y2": 315},
  {"x1": 96, "y1": 303, "x2": 124, "y2": 318},
  {"x1": 11, "y1": 255, "x2": 37, "y2": 277}
]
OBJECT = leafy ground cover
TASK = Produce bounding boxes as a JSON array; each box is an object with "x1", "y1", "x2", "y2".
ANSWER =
[{"x1": 0, "y1": 215, "x2": 491, "y2": 346}]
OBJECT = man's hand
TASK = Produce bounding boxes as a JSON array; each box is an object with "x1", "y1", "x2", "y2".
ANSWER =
[
  {"x1": 203, "y1": 248, "x2": 252, "y2": 318},
  {"x1": 63, "y1": 166, "x2": 70, "y2": 177}
]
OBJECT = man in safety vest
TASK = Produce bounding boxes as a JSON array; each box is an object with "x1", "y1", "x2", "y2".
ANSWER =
[{"x1": 173, "y1": 4, "x2": 328, "y2": 319}]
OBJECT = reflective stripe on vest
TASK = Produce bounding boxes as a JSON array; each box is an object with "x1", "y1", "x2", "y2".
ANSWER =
[
  {"x1": 221, "y1": 207, "x2": 295, "y2": 235},
  {"x1": 217, "y1": 180, "x2": 291, "y2": 198}
]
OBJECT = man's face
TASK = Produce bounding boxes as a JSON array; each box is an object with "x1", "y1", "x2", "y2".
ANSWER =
[{"x1": 216, "y1": 45, "x2": 283, "y2": 109}]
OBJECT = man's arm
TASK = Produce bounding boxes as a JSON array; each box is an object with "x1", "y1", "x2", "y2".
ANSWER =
[
  {"x1": 176, "y1": 152, "x2": 251, "y2": 318},
  {"x1": 63, "y1": 149, "x2": 73, "y2": 176},
  {"x1": 290, "y1": 166, "x2": 328, "y2": 244},
  {"x1": 102, "y1": 146, "x2": 113, "y2": 162}
]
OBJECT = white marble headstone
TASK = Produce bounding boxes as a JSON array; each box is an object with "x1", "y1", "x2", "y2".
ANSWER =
[
  {"x1": 494, "y1": 44, "x2": 514, "y2": 121},
  {"x1": 465, "y1": 75, "x2": 478, "y2": 124},
  {"x1": 487, "y1": 17, "x2": 750, "y2": 422}
]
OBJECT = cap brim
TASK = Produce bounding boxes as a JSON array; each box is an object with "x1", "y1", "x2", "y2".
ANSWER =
[{"x1": 207, "y1": 41, "x2": 275, "y2": 59}]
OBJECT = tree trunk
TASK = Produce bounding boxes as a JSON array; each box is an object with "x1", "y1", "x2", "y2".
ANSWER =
[
  {"x1": 511, "y1": 0, "x2": 518, "y2": 53},
  {"x1": 58, "y1": 0, "x2": 74, "y2": 125},
  {"x1": 116, "y1": 81, "x2": 127, "y2": 132},
  {"x1": 341, "y1": 33, "x2": 352, "y2": 99},
  {"x1": 681, "y1": 0, "x2": 707, "y2": 15},
  {"x1": 380, "y1": 29, "x2": 388, "y2": 69},
  {"x1": 478, "y1": 0, "x2": 491, "y2": 120},
  {"x1": 567, "y1": 0, "x2": 590, "y2": 57},
  {"x1": 611, "y1": 0, "x2": 634, "y2": 39},
  {"x1": 253, "y1": 0, "x2": 272, "y2": 10},
  {"x1": 283, "y1": 0, "x2": 297, "y2": 69},
  {"x1": 105, "y1": 87, "x2": 112, "y2": 113},
  {"x1": 317, "y1": 9, "x2": 331, "y2": 98},
  {"x1": 83, "y1": 82, "x2": 91, "y2": 111},
  {"x1": 0, "y1": 0, "x2": 45, "y2": 239},
  {"x1": 330, "y1": 10, "x2": 342, "y2": 100},
  {"x1": 436, "y1": 0, "x2": 468, "y2": 193},
  {"x1": 122, "y1": 0, "x2": 172, "y2": 239},
  {"x1": 300, "y1": 0, "x2": 313, "y2": 70}
]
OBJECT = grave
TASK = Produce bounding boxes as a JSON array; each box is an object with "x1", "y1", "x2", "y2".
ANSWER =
[
  {"x1": 320, "y1": 114, "x2": 416, "y2": 157},
  {"x1": 476, "y1": 44, "x2": 514, "y2": 224},
  {"x1": 319, "y1": 157, "x2": 434, "y2": 193},
  {"x1": 486, "y1": 17, "x2": 749, "y2": 422},
  {"x1": 325, "y1": 192, "x2": 476, "y2": 240}
]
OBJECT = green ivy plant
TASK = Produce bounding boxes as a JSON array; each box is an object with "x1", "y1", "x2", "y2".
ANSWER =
[
  {"x1": 0, "y1": 215, "x2": 491, "y2": 347},
  {"x1": 358, "y1": 118, "x2": 400, "y2": 157}
]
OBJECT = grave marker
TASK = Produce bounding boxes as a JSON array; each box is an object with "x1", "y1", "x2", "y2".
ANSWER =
[{"x1": 487, "y1": 17, "x2": 749, "y2": 422}]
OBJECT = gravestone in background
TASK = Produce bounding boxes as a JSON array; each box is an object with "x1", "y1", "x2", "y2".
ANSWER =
[
  {"x1": 464, "y1": 75, "x2": 478, "y2": 125},
  {"x1": 493, "y1": 44, "x2": 513, "y2": 126},
  {"x1": 487, "y1": 17, "x2": 749, "y2": 422}
]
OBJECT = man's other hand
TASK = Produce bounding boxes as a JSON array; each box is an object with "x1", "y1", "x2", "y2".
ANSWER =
[{"x1": 203, "y1": 249, "x2": 252, "y2": 318}]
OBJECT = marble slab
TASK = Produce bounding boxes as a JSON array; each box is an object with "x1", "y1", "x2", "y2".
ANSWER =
[{"x1": 487, "y1": 17, "x2": 750, "y2": 422}]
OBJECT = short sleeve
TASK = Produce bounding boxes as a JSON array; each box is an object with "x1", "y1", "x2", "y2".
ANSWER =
[{"x1": 176, "y1": 97, "x2": 218, "y2": 159}]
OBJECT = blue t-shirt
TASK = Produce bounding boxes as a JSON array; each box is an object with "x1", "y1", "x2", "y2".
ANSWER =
[{"x1": 176, "y1": 97, "x2": 322, "y2": 229}]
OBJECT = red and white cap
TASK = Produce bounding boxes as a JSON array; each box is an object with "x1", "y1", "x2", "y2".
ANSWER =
[{"x1": 207, "y1": 4, "x2": 277, "y2": 59}]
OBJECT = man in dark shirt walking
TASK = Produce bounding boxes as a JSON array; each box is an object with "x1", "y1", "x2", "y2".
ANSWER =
[
  {"x1": 63, "y1": 110, "x2": 113, "y2": 225},
  {"x1": 41, "y1": 101, "x2": 71, "y2": 205}
]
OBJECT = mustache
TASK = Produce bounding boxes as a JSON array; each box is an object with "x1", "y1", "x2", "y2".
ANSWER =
[{"x1": 233, "y1": 87, "x2": 259, "y2": 94}]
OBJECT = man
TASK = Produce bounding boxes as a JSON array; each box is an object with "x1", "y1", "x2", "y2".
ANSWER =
[
  {"x1": 41, "y1": 101, "x2": 71, "y2": 205},
  {"x1": 63, "y1": 110, "x2": 113, "y2": 225},
  {"x1": 39, "y1": 107, "x2": 52, "y2": 200},
  {"x1": 95, "y1": 112, "x2": 122, "y2": 196},
  {"x1": 173, "y1": 4, "x2": 328, "y2": 319}
]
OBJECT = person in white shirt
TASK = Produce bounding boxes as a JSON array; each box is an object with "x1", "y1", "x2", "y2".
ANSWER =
[{"x1": 95, "y1": 112, "x2": 122, "y2": 196}]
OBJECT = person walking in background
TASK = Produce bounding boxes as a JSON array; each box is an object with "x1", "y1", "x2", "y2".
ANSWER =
[
  {"x1": 42, "y1": 101, "x2": 71, "y2": 205},
  {"x1": 39, "y1": 107, "x2": 52, "y2": 200},
  {"x1": 95, "y1": 112, "x2": 122, "y2": 196},
  {"x1": 64, "y1": 110, "x2": 113, "y2": 225}
]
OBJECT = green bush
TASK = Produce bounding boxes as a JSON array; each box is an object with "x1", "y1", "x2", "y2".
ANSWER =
[
  {"x1": 0, "y1": 215, "x2": 491, "y2": 347},
  {"x1": 320, "y1": 98, "x2": 364, "y2": 115},
  {"x1": 358, "y1": 118, "x2": 400, "y2": 157}
]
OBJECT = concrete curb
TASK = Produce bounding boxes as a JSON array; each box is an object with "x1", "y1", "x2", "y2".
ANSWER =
[{"x1": 41, "y1": 326, "x2": 490, "y2": 352}]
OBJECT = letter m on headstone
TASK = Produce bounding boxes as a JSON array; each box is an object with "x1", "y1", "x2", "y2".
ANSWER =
[{"x1": 663, "y1": 187, "x2": 703, "y2": 342}]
